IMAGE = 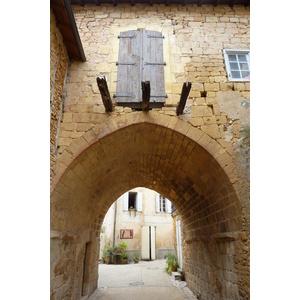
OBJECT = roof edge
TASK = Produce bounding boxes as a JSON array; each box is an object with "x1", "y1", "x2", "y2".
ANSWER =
[{"x1": 63, "y1": 0, "x2": 86, "y2": 62}]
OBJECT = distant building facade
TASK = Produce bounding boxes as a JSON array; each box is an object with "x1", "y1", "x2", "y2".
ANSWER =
[{"x1": 100, "y1": 187, "x2": 174, "y2": 261}]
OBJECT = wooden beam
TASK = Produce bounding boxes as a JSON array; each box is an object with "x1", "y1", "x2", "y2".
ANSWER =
[
  {"x1": 141, "y1": 81, "x2": 150, "y2": 112},
  {"x1": 229, "y1": 0, "x2": 237, "y2": 7},
  {"x1": 176, "y1": 82, "x2": 192, "y2": 116},
  {"x1": 96, "y1": 77, "x2": 113, "y2": 112}
]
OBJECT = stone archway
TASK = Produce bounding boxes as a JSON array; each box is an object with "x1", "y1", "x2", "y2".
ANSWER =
[{"x1": 50, "y1": 113, "x2": 249, "y2": 299}]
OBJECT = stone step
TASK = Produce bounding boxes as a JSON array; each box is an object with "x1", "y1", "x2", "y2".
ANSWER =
[{"x1": 172, "y1": 271, "x2": 182, "y2": 281}]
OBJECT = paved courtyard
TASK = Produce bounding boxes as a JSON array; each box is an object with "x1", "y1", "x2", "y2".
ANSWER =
[{"x1": 88, "y1": 259, "x2": 197, "y2": 300}]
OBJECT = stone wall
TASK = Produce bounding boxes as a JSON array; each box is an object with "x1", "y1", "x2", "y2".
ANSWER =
[
  {"x1": 51, "y1": 3, "x2": 250, "y2": 299},
  {"x1": 55, "y1": 3, "x2": 249, "y2": 158},
  {"x1": 50, "y1": 9, "x2": 69, "y2": 184}
]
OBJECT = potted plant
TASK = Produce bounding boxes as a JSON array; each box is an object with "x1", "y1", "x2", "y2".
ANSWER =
[
  {"x1": 128, "y1": 206, "x2": 137, "y2": 216},
  {"x1": 105, "y1": 241, "x2": 117, "y2": 264},
  {"x1": 102, "y1": 248, "x2": 110, "y2": 264},
  {"x1": 165, "y1": 253, "x2": 179, "y2": 275},
  {"x1": 118, "y1": 241, "x2": 128, "y2": 264},
  {"x1": 121, "y1": 252, "x2": 128, "y2": 264},
  {"x1": 134, "y1": 252, "x2": 139, "y2": 263}
]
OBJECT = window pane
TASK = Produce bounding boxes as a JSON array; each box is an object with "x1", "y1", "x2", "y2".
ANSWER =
[
  {"x1": 239, "y1": 63, "x2": 249, "y2": 70},
  {"x1": 238, "y1": 54, "x2": 247, "y2": 62},
  {"x1": 241, "y1": 71, "x2": 250, "y2": 78},
  {"x1": 231, "y1": 71, "x2": 241, "y2": 79},
  {"x1": 228, "y1": 54, "x2": 237, "y2": 61},
  {"x1": 230, "y1": 62, "x2": 239, "y2": 70}
]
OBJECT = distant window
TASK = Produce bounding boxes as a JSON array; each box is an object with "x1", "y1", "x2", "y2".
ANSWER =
[
  {"x1": 128, "y1": 192, "x2": 137, "y2": 210},
  {"x1": 123, "y1": 191, "x2": 142, "y2": 212},
  {"x1": 223, "y1": 49, "x2": 250, "y2": 81},
  {"x1": 159, "y1": 195, "x2": 166, "y2": 212},
  {"x1": 155, "y1": 194, "x2": 172, "y2": 213}
]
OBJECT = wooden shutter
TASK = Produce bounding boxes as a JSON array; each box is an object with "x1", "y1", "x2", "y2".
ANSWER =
[
  {"x1": 116, "y1": 30, "x2": 165, "y2": 108},
  {"x1": 136, "y1": 192, "x2": 143, "y2": 212},
  {"x1": 116, "y1": 30, "x2": 141, "y2": 104},
  {"x1": 150, "y1": 226, "x2": 156, "y2": 260},
  {"x1": 156, "y1": 194, "x2": 160, "y2": 212},
  {"x1": 142, "y1": 30, "x2": 165, "y2": 107},
  {"x1": 166, "y1": 199, "x2": 172, "y2": 213},
  {"x1": 123, "y1": 192, "x2": 129, "y2": 211},
  {"x1": 141, "y1": 226, "x2": 150, "y2": 260}
]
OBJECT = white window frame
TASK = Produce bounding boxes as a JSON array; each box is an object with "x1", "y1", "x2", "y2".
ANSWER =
[
  {"x1": 223, "y1": 49, "x2": 250, "y2": 82},
  {"x1": 156, "y1": 194, "x2": 171, "y2": 213},
  {"x1": 123, "y1": 191, "x2": 142, "y2": 212}
]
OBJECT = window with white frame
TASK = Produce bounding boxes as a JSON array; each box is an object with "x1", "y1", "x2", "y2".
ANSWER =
[
  {"x1": 155, "y1": 194, "x2": 172, "y2": 213},
  {"x1": 123, "y1": 191, "x2": 142, "y2": 212},
  {"x1": 223, "y1": 49, "x2": 250, "y2": 81}
]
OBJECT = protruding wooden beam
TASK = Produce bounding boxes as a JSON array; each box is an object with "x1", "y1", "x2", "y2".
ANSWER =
[
  {"x1": 229, "y1": 0, "x2": 237, "y2": 7},
  {"x1": 141, "y1": 81, "x2": 150, "y2": 111},
  {"x1": 96, "y1": 77, "x2": 113, "y2": 112},
  {"x1": 176, "y1": 82, "x2": 192, "y2": 116}
]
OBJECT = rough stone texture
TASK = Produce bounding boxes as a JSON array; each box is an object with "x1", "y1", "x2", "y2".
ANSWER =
[
  {"x1": 50, "y1": 9, "x2": 69, "y2": 185},
  {"x1": 50, "y1": 4, "x2": 250, "y2": 300}
]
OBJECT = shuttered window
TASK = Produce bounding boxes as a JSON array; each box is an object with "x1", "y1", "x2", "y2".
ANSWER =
[
  {"x1": 123, "y1": 191, "x2": 142, "y2": 212},
  {"x1": 115, "y1": 29, "x2": 166, "y2": 109},
  {"x1": 156, "y1": 194, "x2": 171, "y2": 213}
]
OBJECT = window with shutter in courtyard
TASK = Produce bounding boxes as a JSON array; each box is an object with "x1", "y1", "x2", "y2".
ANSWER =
[{"x1": 115, "y1": 29, "x2": 166, "y2": 109}]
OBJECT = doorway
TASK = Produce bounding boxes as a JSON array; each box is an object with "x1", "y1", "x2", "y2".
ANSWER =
[{"x1": 141, "y1": 226, "x2": 156, "y2": 260}]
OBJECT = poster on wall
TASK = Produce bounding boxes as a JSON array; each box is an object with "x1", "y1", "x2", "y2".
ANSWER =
[{"x1": 120, "y1": 229, "x2": 133, "y2": 239}]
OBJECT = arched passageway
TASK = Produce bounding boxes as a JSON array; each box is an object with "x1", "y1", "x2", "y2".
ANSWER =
[{"x1": 50, "y1": 116, "x2": 249, "y2": 300}]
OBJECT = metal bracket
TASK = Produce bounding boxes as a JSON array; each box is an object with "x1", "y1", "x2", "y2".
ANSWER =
[
  {"x1": 116, "y1": 62, "x2": 137, "y2": 66},
  {"x1": 147, "y1": 35, "x2": 165, "y2": 39},
  {"x1": 144, "y1": 62, "x2": 166, "y2": 66},
  {"x1": 118, "y1": 35, "x2": 136, "y2": 39},
  {"x1": 150, "y1": 94, "x2": 168, "y2": 98},
  {"x1": 113, "y1": 94, "x2": 135, "y2": 98}
]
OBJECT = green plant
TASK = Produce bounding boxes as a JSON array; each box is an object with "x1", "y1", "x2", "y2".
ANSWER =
[
  {"x1": 134, "y1": 252, "x2": 139, "y2": 263},
  {"x1": 121, "y1": 252, "x2": 128, "y2": 259},
  {"x1": 104, "y1": 240, "x2": 117, "y2": 256},
  {"x1": 165, "y1": 253, "x2": 178, "y2": 275},
  {"x1": 128, "y1": 206, "x2": 137, "y2": 216},
  {"x1": 118, "y1": 241, "x2": 128, "y2": 254},
  {"x1": 102, "y1": 248, "x2": 110, "y2": 264}
]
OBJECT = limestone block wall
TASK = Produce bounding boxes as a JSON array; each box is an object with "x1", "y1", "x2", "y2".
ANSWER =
[
  {"x1": 50, "y1": 9, "x2": 69, "y2": 183},
  {"x1": 56, "y1": 4, "x2": 249, "y2": 160},
  {"x1": 51, "y1": 4, "x2": 250, "y2": 300}
]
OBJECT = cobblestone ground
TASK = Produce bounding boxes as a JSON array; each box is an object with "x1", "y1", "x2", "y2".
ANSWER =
[{"x1": 88, "y1": 259, "x2": 197, "y2": 300}]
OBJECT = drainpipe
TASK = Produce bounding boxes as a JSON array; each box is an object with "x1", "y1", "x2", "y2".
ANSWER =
[{"x1": 113, "y1": 200, "x2": 117, "y2": 247}]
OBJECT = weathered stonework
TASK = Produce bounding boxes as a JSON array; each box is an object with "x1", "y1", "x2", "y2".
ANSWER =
[
  {"x1": 50, "y1": 9, "x2": 69, "y2": 184},
  {"x1": 50, "y1": 3, "x2": 250, "y2": 300}
]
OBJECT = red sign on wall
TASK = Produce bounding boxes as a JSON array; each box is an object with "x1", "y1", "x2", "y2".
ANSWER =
[{"x1": 120, "y1": 229, "x2": 133, "y2": 239}]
